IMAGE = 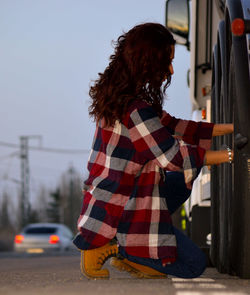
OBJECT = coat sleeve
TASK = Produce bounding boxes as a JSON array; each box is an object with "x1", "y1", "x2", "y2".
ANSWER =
[
  {"x1": 126, "y1": 103, "x2": 206, "y2": 189},
  {"x1": 161, "y1": 110, "x2": 214, "y2": 150}
]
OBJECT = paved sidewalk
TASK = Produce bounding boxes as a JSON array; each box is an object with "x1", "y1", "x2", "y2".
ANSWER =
[{"x1": 0, "y1": 254, "x2": 249, "y2": 295}]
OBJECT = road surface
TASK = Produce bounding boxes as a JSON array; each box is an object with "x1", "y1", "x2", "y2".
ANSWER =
[{"x1": 0, "y1": 252, "x2": 250, "y2": 295}]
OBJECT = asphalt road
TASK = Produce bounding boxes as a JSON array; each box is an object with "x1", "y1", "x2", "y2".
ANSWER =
[{"x1": 0, "y1": 251, "x2": 250, "y2": 295}]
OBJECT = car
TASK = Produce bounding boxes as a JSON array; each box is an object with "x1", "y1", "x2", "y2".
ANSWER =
[{"x1": 14, "y1": 223, "x2": 74, "y2": 253}]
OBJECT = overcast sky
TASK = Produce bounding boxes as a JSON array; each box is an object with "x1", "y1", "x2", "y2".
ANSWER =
[{"x1": 0, "y1": 0, "x2": 190, "y2": 204}]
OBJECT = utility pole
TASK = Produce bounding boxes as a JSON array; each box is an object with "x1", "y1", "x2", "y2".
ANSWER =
[
  {"x1": 68, "y1": 165, "x2": 75, "y2": 231},
  {"x1": 19, "y1": 135, "x2": 42, "y2": 227},
  {"x1": 20, "y1": 136, "x2": 29, "y2": 227}
]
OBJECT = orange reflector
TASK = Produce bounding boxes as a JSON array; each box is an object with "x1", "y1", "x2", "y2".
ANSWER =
[
  {"x1": 49, "y1": 235, "x2": 60, "y2": 244},
  {"x1": 231, "y1": 18, "x2": 245, "y2": 36},
  {"x1": 201, "y1": 108, "x2": 206, "y2": 120},
  {"x1": 15, "y1": 235, "x2": 24, "y2": 244}
]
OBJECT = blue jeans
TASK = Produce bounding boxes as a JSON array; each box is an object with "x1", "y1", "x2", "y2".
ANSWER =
[{"x1": 119, "y1": 171, "x2": 207, "y2": 278}]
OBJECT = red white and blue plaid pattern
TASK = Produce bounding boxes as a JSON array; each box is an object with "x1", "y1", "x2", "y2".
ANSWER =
[{"x1": 75, "y1": 100, "x2": 214, "y2": 264}]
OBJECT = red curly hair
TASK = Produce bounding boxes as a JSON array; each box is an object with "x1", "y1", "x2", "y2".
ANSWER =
[{"x1": 89, "y1": 23, "x2": 176, "y2": 126}]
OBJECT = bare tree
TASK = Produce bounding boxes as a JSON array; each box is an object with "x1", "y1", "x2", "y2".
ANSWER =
[
  {"x1": 0, "y1": 191, "x2": 14, "y2": 230},
  {"x1": 46, "y1": 188, "x2": 61, "y2": 223},
  {"x1": 0, "y1": 191, "x2": 15, "y2": 251},
  {"x1": 59, "y1": 165, "x2": 83, "y2": 233},
  {"x1": 34, "y1": 185, "x2": 50, "y2": 222}
]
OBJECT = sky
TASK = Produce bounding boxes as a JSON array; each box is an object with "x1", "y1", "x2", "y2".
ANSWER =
[{"x1": 0, "y1": 0, "x2": 190, "y2": 206}]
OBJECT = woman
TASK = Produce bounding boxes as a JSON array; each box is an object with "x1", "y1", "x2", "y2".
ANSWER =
[{"x1": 73, "y1": 23, "x2": 234, "y2": 279}]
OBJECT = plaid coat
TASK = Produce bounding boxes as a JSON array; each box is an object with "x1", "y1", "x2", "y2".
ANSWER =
[{"x1": 74, "y1": 100, "x2": 214, "y2": 264}]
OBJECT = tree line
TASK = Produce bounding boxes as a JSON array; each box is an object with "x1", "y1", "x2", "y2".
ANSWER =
[{"x1": 0, "y1": 165, "x2": 83, "y2": 241}]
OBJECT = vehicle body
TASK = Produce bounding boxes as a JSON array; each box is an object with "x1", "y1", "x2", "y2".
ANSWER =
[
  {"x1": 14, "y1": 223, "x2": 74, "y2": 253},
  {"x1": 166, "y1": 0, "x2": 250, "y2": 278}
]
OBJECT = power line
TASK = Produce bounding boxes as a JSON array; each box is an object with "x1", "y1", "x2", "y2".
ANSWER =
[
  {"x1": 0, "y1": 140, "x2": 89, "y2": 154},
  {"x1": 0, "y1": 151, "x2": 20, "y2": 161},
  {"x1": 29, "y1": 146, "x2": 90, "y2": 154},
  {"x1": 0, "y1": 141, "x2": 18, "y2": 148}
]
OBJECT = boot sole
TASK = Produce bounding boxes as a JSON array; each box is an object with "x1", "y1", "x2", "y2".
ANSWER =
[{"x1": 110, "y1": 257, "x2": 167, "y2": 279}]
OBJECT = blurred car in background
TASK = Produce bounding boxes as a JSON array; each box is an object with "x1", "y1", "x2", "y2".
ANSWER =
[{"x1": 14, "y1": 223, "x2": 74, "y2": 253}]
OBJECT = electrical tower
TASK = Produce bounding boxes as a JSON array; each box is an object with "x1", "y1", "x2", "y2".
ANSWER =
[
  {"x1": 20, "y1": 136, "x2": 30, "y2": 227},
  {"x1": 19, "y1": 135, "x2": 42, "y2": 227}
]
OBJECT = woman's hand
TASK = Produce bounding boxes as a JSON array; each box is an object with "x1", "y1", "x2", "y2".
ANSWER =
[{"x1": 212, "y1": 124, "x2": 234, "y2": 136}]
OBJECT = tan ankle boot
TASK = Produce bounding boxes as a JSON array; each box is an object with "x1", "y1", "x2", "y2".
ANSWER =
[
  {"x1": 110, "y1": 256, "x2": 167, "y2": 279},
  {"x1": 80, "y1": 240, "x2": 118, "y2": 279}
]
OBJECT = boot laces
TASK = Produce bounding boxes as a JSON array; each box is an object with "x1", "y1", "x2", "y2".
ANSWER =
[{"x1": 97, "y1": 247, "x2": 117, "y2": 266}]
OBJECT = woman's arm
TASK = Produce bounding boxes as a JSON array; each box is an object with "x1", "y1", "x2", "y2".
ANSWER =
[
  {"x1": 161, "y1": 111, "x2": 214, "y2": 149},
  {"x1": 212, "y1": 124, "x2": 234, "y2": 136},
  {"x1": 204, "y1": 149, "x2": 234, "y2": 165},
  {"x1": 126, "y1": 102, "x2": 207, "y2": 189}
]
